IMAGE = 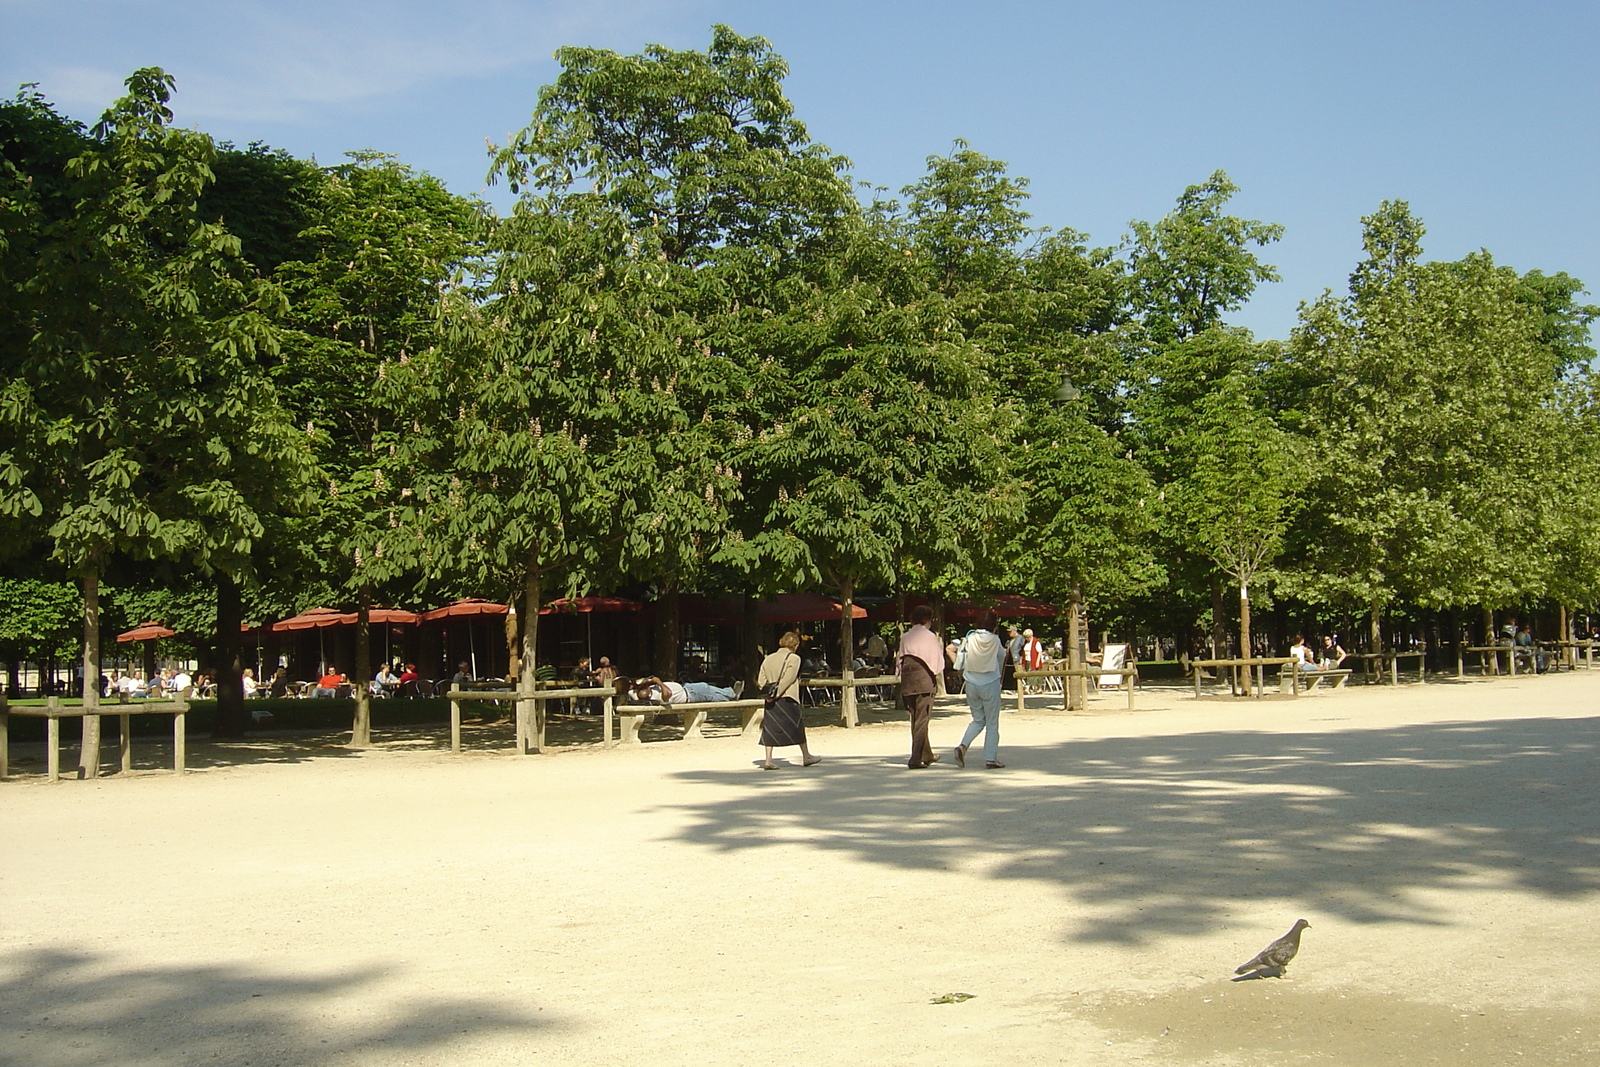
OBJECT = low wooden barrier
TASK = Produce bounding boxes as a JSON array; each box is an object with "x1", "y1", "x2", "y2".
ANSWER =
[
  {"x1": 444, "y1": 686, "x2": 620, "y2": 753},
  {"x1": 1555, "y1": 639, "x2": 1598, "y2": 670},
  {"x1": 1189, "y1": 657, "x2": 1298, "y2": 699},
  {"x1": 802, "y1": 675, "x2": 901, "y2": 727},
  {"x1": 1458, "y1": 645, "x2": 1551, "y2": 677},
  {"x1": 0, "y1": 694, "x2": 191, "y2": 781},
  {"x1": 1347, "y1": 651, "x2": 1427, "y2": 685},
  {"x1": 1013, "y1": 667, "x2": 1138, "y2": 711}
]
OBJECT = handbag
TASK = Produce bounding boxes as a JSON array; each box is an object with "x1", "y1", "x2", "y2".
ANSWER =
[
  {"x1": 762, "y1": 652, "x2": 796, "y2": 702},
  {"x1": 952, "y1": 639, "x2": 968, "y2": 672}
]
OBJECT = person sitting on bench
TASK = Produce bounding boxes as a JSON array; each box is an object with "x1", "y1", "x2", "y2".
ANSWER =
[
  {"x1": 1290, "y1": 634, "x2": 1322, "y2": 671},
  {"x1": 1318, "y1": 635, "x2": 1348, "y2": 669}
]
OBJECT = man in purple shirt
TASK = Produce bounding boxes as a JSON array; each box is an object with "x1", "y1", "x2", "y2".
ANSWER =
[{"x1": 898, "y1": 605, "x2": 946, "y2": 769}]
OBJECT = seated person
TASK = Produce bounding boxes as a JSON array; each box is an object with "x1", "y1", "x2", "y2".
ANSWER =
[
  {"x1": 450, "y1": 661, "x2": 473, "y2": 689},
  {"x1": 1318, "y1": 635, "x2": 1347, "y2": 669},
  {"x1": 313, "y1": 668, "x2": 345, "y2": 698},
  {"x1": 242, "y1": 667, "x2": 259, "y2": 698},
  {"x1": 571, "y1": 656, "x2": 598, "y2": 685},
  {"x1": 119, "y1": 671, "x2": 147, "y2": 699},
  {"x1": 1289, "y1": 634, "x2": 1321, "y2": 671},
  {"x1": 269, "y1": 667, "x2": 291, "y2": 699},
  {"x1": 1514, "y1": 624, "x2": 1545, "y2": 670},
  {"x1": 619, "y1": 675, "x2": 736, "y2": 705},
  {"x1": 168, "y1": 668, "x2": 194, "y2": 697},
  {"x1": 397, "y1": 663, "x2": 422, "y2": 696},
  {"x1": 373, "y1": 663, "x2": 399, "y2": 697}
]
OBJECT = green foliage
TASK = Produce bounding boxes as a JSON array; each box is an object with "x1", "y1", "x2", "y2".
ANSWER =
[
  {"x1": 1125, "y1": 170, "x2": 1283, "y2": 346},
  {"x1": 497, "y1": 25, "x2": 853, "y2": 269},
  {"x1": 0, "y1": 577, "x2": 80, "y2": 662},
  {"x1": 3, "y1": 69, "x2": 314, "y2": 581},
  {"x1": 1285, "y1": 202, "x2": 1569, "y2": 611},
  {"x1": 730, "y1": 215, "x2": 1019, "y2": 596}
]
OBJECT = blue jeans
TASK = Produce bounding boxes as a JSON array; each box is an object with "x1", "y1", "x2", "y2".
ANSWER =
[
  {"x1": 683, "y1": 682, "x2": 734, "y2": 702},
  {"x1": 959, "y1": 675, "x2": 1002, "y2": 762}
]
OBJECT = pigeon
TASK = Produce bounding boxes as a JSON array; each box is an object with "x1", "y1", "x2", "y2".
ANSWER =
[{"x1": 1235, "y1": 919, "x2": 1310, "y2": 976}]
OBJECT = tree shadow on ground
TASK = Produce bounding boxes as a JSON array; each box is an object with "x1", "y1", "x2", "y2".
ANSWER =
[
  {"x1": 666, "y1": 715, "x2": 1600, "y2": 944},
  {"x1": 0, "y1": 946, "x2": 546, "y2": 1067}
]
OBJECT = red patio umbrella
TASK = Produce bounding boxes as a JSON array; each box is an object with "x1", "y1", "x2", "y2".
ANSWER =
[
  {"x1": 420, "y1": 597, "x2": 510, "y2": 621},
  {"x1": 947, "y1": 594, "x2": 1057, "y2": 621},
  {"x1": 420, "y1": 598, "x2": 511, "y2": 678},
  {"x1": 363, "y1": 607, "x2": 422, "y2": 625},
  {"x1": 675, "y1": 593, "x2": 867, "y2": 625},
  {"x1": 539, "y1": 596, "x2": 644, "y2": 615},
  {"x1": 677, "y1": 594, "x2": 742, "y2": 626},
  {"x1": 758, "y1": 593, "x2": 867, "y2": 624},
  {"x1": 270, "y1": 607, "x2": 349, "y2": 632},
  {"x1": 117, "y1": 621, "x2": 176, "y2": 642}
]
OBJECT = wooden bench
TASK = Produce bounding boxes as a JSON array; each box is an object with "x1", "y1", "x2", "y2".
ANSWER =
[
  {"x1": 1, "y1": 694, "x2": 192, "y2": 781},
  {"x1": 612, "y1": 699, "x2": 769, "y2": 744},
  {"x1": 1279, "y1": 668, "x2": 1353, "y2": 693}
]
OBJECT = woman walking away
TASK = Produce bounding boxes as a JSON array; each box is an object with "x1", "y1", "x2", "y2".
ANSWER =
[
  {"x1": 758, "y1": 631, "x2": 819, "y2": 770},
  {"x1": 954, "y1": 611, "x2": 1006, "y2": 769}
]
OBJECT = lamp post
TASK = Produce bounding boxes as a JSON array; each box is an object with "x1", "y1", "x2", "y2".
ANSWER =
[{"x1": 1055, "y1": 373, "x2": 1081, "y2": 405}]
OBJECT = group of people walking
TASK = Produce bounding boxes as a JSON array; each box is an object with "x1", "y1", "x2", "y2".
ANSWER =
[{"x1": 755, "y1": 606, "x2": 1009, "y2": 772}]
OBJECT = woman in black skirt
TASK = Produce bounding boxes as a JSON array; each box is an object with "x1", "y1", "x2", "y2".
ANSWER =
[{"x1": 758, "y1": 631, "x2": 820, "y2": 770}]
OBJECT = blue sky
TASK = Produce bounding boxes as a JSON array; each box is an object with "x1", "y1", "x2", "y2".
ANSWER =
[{"x1": 4, "y1": 0, "x2": 1595, "y2": 338}]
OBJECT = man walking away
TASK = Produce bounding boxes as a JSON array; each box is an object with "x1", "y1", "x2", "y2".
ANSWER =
[{"x1": 899, "y1": 605, "x2": 945, "y2": 769}]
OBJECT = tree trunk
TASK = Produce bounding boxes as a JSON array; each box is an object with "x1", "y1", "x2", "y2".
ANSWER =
[
  {"x1": 1369, "y1": 602, "x2": 1382, "y2": 655},
  {"x1": 839, "y1": 576, "x2": 857, "y2": 727},
  {"x1": 518, "y1": 564, "x2": 543, "y2": 753},
  {"x1": 1239, "y1": 580, "x2": 1253, "y2": 697},
  {"x1": 932, "y1": 595, "x2": 948, "y2": 696},
  {"x1": 505, "y1": 607, "x2": 521, "y2": 681},
  {"x1": 1210, "y1": 581, "x2": 1226, "y2": 658},
  {"x1": 350, "y1": 594, "x2": 372, "y2": 748},
  {"x1": 740, "y1": 593, "x2": 761, "y2": 697},
  {"x1": 1482, "y1": 606, "x2": 1496, "y2": 674},
  {"x1": 654, "y1": 584, "x2": 680, "y2": 681},
  {"x1": 212, "y1": 574, "x2": 247, "y2": 739},
  {"x1": 77, "y1": 569, "x2": 101, "y2": 779},
  {"x1": 1068, "y1": 583, "x2": 1083, "y2": 711}
]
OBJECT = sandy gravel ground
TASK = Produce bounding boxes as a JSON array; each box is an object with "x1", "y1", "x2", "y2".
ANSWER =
[{"x1": 2, "y1": 672, "x2": 1597, "y2": 1066}]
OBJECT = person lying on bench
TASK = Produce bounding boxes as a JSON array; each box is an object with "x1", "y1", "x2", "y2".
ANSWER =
[{"x1": 619, "y1": 676, "x2": 738, "y2": 705}]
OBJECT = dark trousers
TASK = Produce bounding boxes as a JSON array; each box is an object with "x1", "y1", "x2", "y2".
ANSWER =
[
  {"x1": 907, "y1": 690, "x2": 935, "y2": 766},
  {"x1": 901, "y1": 656, "x2": 938, "y2": 767}
]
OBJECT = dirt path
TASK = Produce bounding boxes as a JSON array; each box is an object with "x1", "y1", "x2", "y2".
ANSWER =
[{"x1": 2, "y1": 673, "x2": 1597, "y2": 1066}]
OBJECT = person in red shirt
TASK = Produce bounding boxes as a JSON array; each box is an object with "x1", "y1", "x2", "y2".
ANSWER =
[
  {"x1": 396, "y1": 663, "x2": 423, "y2": 698},
  {"x1": 313, "y1": 668, "x2": 346, "y2": 698}
]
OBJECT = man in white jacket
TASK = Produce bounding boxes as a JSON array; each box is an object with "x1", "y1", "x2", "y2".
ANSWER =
[{"x1": 954, "y1": 611, "x2": 1006, "y2": 769}]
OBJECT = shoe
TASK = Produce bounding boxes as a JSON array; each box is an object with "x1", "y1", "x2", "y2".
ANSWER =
[
  {"x1": 803, "y1": 755, "x2": 822, "y2": 767},
  {"x1": 985, "y1": 760, "x2": 1005, "y2": 769},
  {"x1": 733, "y1": 680, "x2": 745, "y2": 697},
  {"x1": 762, "y1": 761, "x2": 777, "y2": 770},
  {"x1": 953, "y1": 745, "x2": 966, "y2": 768},
  {"x1": 927, "y1": 753, "x2": 940, "y2": 764},
  {"x1": 907, "y1": 761, "x2": 927, "y2": 769}
]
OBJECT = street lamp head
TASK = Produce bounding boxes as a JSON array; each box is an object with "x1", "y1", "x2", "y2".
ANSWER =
[{"x1": 1055, "y1": 373, "x2": 1081, "y2": 403}]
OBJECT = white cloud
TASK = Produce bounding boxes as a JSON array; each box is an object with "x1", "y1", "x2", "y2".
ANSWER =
[{"x1": 8, "y1": 0, "x2": 697, "y2": 124}]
